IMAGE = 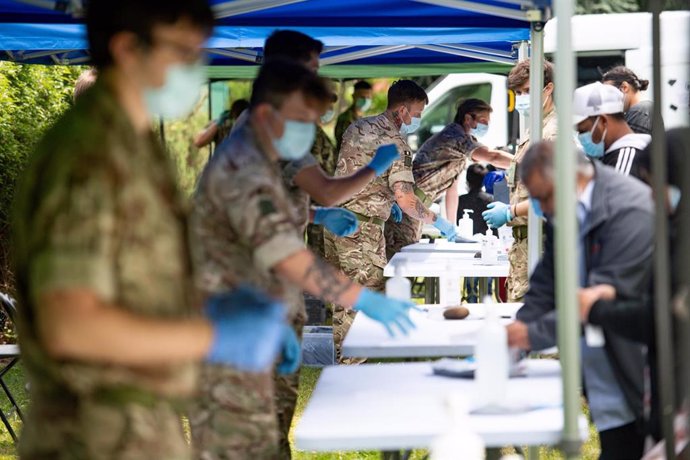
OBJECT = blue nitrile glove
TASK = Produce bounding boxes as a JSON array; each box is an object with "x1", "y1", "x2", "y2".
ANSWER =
[
  {"x1": 313, "y1": 207, "x2": 359, "y2": 236},
  {"x1": 353, "y1": 288, "x2": 417, "y2": 337},
  {"x1": 432, "y1": 216, "x2": 457, "y2": 242},
  {"x1": 217, "y1": 110, "x2": 231, "y2": 125},
  {"x1": 204, "y1": 285, "x2": 286, "y2": 371},
  {"x1": 276, "y1": 324, "x2": 301, "y2": 375},
  {"x1": 366, "y1": 144, "x2": 400, "y2": 176},
  {"x1": 482, "y1": 201, "x2": 512, "y2": 229},
  {"x1": 390, "y1": 203, "x2": 403, "y2": 223},
  {"x1": 482, "y1": 171, "x2": 506, "y2": 194}
]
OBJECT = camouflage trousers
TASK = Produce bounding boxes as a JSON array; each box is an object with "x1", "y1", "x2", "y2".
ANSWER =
[
  {"x1": 305, "y1": 223, "x2": 325, "y2": 258},
  {"x1": 324, "y1": 222, "x2": 386, "y2": 365},
  {"x1": 506, "y1": 234, "x2": 529, "y2": 302},
  {"x1": 384, "y1": 213, "x2": 422, "y2": 261},
  {"x1": 20, "y1": 395, "x2": 189, "y2": 460},
  {"x1": 191, "y1": 312, "x2": 306, "y2": 460}
]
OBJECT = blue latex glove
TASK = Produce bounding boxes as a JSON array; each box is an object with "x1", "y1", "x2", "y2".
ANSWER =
[
  {"x1": 366, "y1": 144, "x2": 399, "y2": 176},
  {"x1": 390, "y1": 203, "x2": 403, "y2": 223},
  {"x1": 205, "y1": 285, "x2": 286, "y2": 371},
  {"x1": 353, "y1": 289, "x2": 417, "y2": 337},
  {"x1": 482, "y1": 201, "x2": 512, "y2": 229},
  {"x1": 276, "y1": 325, "x2": 301, "y2": 375},
  {"x1": 313, "y1": 207, "x2": 359, "y2": 236},
  {"x1": 482, "y1": 171, "x2": 506, "y2": 194},
  {"x1": 432, "y1": 216, "x2": 457, "y2": 242}
]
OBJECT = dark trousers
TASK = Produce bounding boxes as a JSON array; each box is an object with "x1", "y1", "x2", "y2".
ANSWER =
[{"x1": 599, "y1": 422, "x2": 645, "y2": 460}]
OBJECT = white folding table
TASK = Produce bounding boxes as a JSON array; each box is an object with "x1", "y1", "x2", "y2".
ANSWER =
[
  {"x1": 294, "y1": 360, "x2": 589, "y2": 453},
  {"x1": 400, "y1": 241, "x2": 482, "y2": 254},
  {"x1": 342, "y1": 303, "x2": 523, "y2": 358},
  {"x1": 385, "y1": 252, "x2": 509, "y2": 304}
]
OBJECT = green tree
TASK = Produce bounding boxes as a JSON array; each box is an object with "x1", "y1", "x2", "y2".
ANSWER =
[{"x1": 0, "y1": 62, "x2": 81, "y2": 292}]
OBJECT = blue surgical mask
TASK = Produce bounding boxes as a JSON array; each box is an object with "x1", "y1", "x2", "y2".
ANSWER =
[
  {"x1": 471, "y1": 122, "x2": 489, "y2": 138},
  {"x1": 273, "y1": 120, "x2": 316, "y2": 160},
  {"x1": 144, "y1": 63, "x2": 206, "y2": 119},
  {"x1": 400, "y1": 116, "x2": 421, "y2": 135},
  {"x1": 515, "y1": 94, "x2": 530, "y2": 118},
  {"x1": 320, "y1": 109, "x2": 335, "y2": 124},
  {"x1": 578, "y1": 117, "x2": 607, "y2": 159},
  {"x1": 668, "y1": 185, "x2": 681, "y2": 213},
  {"x1": 530, "y1": 197, "x2": 544, "y2": 219},
  {"x1": 356, "y1": 97, "x2": 372, "y2": 112}
]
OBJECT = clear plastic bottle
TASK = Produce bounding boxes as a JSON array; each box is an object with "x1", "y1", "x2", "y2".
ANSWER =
[
  {"x1": 475, "y1": 296, "x2": 509, "y2": 409},
  {"x1": 440, "y1": 264, "x2": 461, "y2": 307},
  {"x1": 430, "y1": 395, "x2": 485, "y2": 460},
  {"x1": 481, "y1": 229, "x2": 498, "y2": 264},
  {"x1": 385, "y1": 262, "x2": 411, "y2": 301},
  {"x1": 458, "y1": 209, "x2": 474, "y2": 240}
]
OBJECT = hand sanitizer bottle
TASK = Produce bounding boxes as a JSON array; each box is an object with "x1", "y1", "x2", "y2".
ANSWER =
[
  {"x1": 458, "y1": 209, "x2": 474, "y2": 240},
  {"x1": 385, "y1": 262, "x2": 411, "y2": 301},
  {"x1": 430, "y1": 395, "x2": 485, "y2": 460},
  {"x1": 475, "y1": 296, "x2": 509, "y2": 410},
  {"x1": 481, "y1": 229, "x2": 498, "y2": 264}
]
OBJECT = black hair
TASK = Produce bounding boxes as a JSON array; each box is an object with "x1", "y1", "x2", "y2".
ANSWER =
[
  {"x1": 86, "y1": 0, "x2": 214, "y2": 70},
  {"x1": 264, "y1": 30, "x2": 324, "y2": 64},
  {"x1": 250, "y1": 58, "x2": 330, "y2": 110},
  {"x1": 466, "y1": 163, "x2": 487, "y2": 192},
  {"x1": 637, "y1": 128, "x2": 690, "y2": 188},
  {"x1": 602, "y1": 66, "x2": 650, "y2": 92},
  {"x1": 386, "y1": 80, "x2": 428, "y2": 108},
  {"x1": 354, "y1": 80, "x2": 373, "y2": 92},
  {"x1": 229, "y1": 99, "x2": 250, "y2": 119},
  {"x1": 454, "y1": 98, "x2": 493, "y2": 124}
]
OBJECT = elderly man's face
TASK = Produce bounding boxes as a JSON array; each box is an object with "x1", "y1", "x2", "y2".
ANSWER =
[{"x1": 525, "y1": 169, "x2": 555, "y2": 217}]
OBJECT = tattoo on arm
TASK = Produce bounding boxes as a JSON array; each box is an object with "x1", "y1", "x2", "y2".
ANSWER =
[
  {"x1": 393, "y1": 182, "x2": 414, "y2": 194},
  {"x1": 393, "y1": 182, "x2": 435, "y2": 221},
  {"x1": 302, "y1": 257, "x2": 355, "y2": 304}
]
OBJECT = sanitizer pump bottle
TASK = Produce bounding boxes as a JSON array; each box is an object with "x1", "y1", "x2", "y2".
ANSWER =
[
  {"x1": 458, "y1": 209, "x2": 474, "y2": 240},
  {"x1": 475, "y1": 297, "x2": 509, "y2": 410},
  {"x1": 385, "y1": 262, "x2": 411, "y2": 301}
]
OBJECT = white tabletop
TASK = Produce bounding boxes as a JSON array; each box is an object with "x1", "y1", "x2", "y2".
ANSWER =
[
  {"x1": 294, "y1": 360, "x2": 589, "y2": 452},
  {"x1": 384, "y1": 252, "x2": 509, "y2": 278},
  {"x1": 342, "y1": 303, "x2": 523, "y2": 358},
  {"x1": 401, "y1": 241, "x2": 482, "y2": 254}
]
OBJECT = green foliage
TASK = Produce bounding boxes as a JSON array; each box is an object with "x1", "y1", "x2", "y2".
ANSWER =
[{"x1": 0, "y1": 62, "x2": 82, "y2": 291}]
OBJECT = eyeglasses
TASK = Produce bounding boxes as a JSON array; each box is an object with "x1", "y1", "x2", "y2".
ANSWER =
[{"x1": 150, "y1": 35, "x2": 206, "y2": 64}]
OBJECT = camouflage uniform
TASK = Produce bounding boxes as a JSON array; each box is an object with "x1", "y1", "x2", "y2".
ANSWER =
[
  {"x1": 326, "y1": 112, "x2": 415, "y2": 363},
  {"x1": 305, "y1": 126, "x2": 337, "y2": 257},
  {"x1": 385, "y1": 123, "x2": 483, "y2": 259},
  {"x1": 334, "y1": 106, "x2": 359, "y2": 152},
  {"x1": 506, "y1": 108, "x2": 558, "y2": 302},
  {"x1": 189, "y1": 118, "x2": 307, "y2": 459},
  {"x1": 12, "y1": 80, "x2": 197, "y2": 460}
]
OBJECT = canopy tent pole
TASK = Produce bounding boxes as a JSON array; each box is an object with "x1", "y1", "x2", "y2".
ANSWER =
[
  {"x1": 413, "y1": 0, "x2": 543, "y2": 22},
  {"x1": 213, "y1": 0, "x2": 307, "y2": 18},
  {"x1": 517, "y1": 41, "x2": 529, "y2": 144},
  {"x1": 415, "y1": 44, "x2": 516, "y2": 65},
  {"x1": 552, "y1": 0, "x2": 581, "y2": 458},
  {"x1": 319, "y1": 45, "x2": 415, "y2": 66},
  {"x1": 649, "y1": 0, "x2": 676, "y2": 457},
  {"x1": 527, "y1": 21, "x2": 544, "y2": 275}
]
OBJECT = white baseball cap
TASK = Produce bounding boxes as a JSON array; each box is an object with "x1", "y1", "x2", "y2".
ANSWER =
[{"x1": 572, "y1": 81, "x2": 625, "y2": 125}]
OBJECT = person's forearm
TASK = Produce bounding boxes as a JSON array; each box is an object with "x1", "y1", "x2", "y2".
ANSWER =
[
  {"x1": 511, "y1": 200, "x2": 530, "y2": 219},
  {"x1": 472, "y1": 147, "x2": 512, "y2": 170},
  {"x1": 274, "y1": 249, "x2": 362, "y2": 307},
  {"x1": 295, "y1": 166, "x2": 375, "y2": 207},
  {"x1": 194, "y1": 122, "x2": 219, "y2": 148},
  {"x1": 38, "y1": 290, "x2": 212, "y2": 366},
  {"x1": 393, "y1": 182, "x2": 436, "y2": 224},
  {"x1": 445, "y1": 182, "x2": 459, "y2": 222},
  {"x1": 588, "y1": 298, "x2": 653, "y2": 345}
]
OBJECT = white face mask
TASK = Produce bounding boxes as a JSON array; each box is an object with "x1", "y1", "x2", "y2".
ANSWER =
[
  {"x1": 668, "y1": 185, "x2": 682, "y2": 214},
  {"x1": 320, "y1": 109, "x2": 335, "y2": 124},
  {"x1": 144, "y1": 63, "x2": 206, "y2": 119}
]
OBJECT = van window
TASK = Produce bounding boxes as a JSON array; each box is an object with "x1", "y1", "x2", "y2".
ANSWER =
[{"x1": 412, "y1": 83, "x2": 492, "y2": 150}]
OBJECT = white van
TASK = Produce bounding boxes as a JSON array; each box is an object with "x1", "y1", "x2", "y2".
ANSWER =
[{"x1": 409, "y1": 11, "x2": 690, "y2": 154}]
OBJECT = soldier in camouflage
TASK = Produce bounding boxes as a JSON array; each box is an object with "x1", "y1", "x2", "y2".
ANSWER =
[
  {"x1": 482, "y1": 60, "x2": 558, "y2": 302},
  {"x1": 327, "y1": 80, "x2": 459, "y2": 363},
  {"x1": 194, "y1": 99, "x2": 250, "y2": 152},
  {"x1": 10, "y1": 3, "x2": 289, "y2": 459},
  {"x1": 335, "y1": 80, "x2": 373, "y2": 151},
  {"x1": 189, "y1": 59, "x2": 416, "y2": 459},
  {"x1": 384, "y1": 98, "x2": 515, "y2": 259}
]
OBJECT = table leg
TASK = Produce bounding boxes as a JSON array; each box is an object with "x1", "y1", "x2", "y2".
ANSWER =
[
  {"x1": 381, "y1": 450, "x2": 413, "y2": 460},
  {"x1": 486, "y1": 447, "x2": 502, "y2": 460},
  {"x1": 478, "y1": 277, "x2": 488, "y2": 301}
]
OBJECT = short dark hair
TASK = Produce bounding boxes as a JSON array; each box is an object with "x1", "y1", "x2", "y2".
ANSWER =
[
  {"x1": 264, "y1": 30, "x2": 324, "y2": 64},
  {"x1": 387, "y1": 80, "x2": 428, "y2": 108},
  {"x1": 507, "y1": 59, "x2": 555, "y2": 91},
  {"x1": 636, "y1": 128, "x2": 690, "y2": 188},
  {"x1": 86, "y1": 0, "x2": 214, "y2": 70},
  {"x1": 602, "y1": 66, "x2": 650, "y2": 92},
  {"x1": 250, "y1": 58, "x2": 331, "y2": 110},
  {"x1": 466, "y1": 163, "x2": 487, "y2": 192},
  {"x1": 229, "y1": 99, "x2": 250, "y2": 119},
  {"x1": 454, "y1": 98, "x2": 493, "y2": 124},
  {"x1": 354, "y1": 80, "x2": 372, "y2": 92}
]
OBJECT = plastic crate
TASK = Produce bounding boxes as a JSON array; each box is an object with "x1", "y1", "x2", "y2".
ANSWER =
[{"x1": 301, "y1": 326, "x2": 335, "y2": 367}]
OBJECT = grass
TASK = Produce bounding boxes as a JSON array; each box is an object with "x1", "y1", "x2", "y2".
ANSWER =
[{"x1": 0, "y1": 362, "x2": 600, "y2": 459}]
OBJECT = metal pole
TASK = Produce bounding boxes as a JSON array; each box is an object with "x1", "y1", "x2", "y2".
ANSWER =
[
  {"x1": 649, "y1": 1, "x2": 676, "y2": 457},
  {"x1": 517, "y1": 41, "x2": 529, "y2": 144},
  {"x1": 527, "y1": 22, "x2": 545, "y2": 275},
  {"x1": 553, "y1": 1, "x2": 581, "y2": 458}
]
